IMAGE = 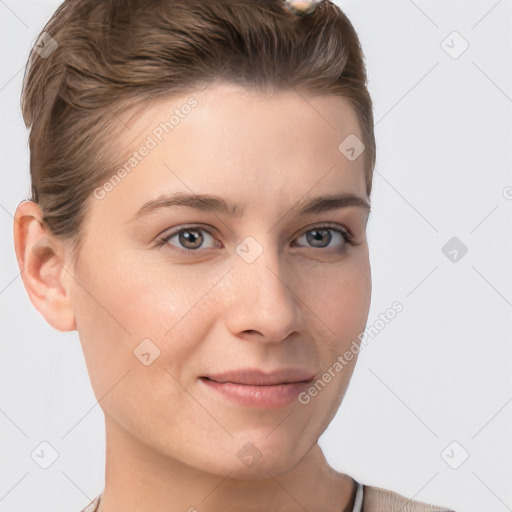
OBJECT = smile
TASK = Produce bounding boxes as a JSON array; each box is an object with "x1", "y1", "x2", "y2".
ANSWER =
[{"x1": 199, "y1": 378, "x2": 313, "y2": 408}]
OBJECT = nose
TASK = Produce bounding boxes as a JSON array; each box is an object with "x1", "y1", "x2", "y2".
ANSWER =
[{"x1": 223, "y1": 239, "x2": 305, "y2": 344}]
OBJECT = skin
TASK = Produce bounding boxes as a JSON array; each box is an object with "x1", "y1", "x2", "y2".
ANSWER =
[{"x1": 13, "y1": 83, "x2": 372, "y2": 512}]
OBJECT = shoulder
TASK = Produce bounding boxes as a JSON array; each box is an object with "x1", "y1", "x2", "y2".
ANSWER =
[
  {"x1": 362, "y1": 484, "x2": 456, "y2": 512},
  {"x1": 80, "y1": 494, "x2": 101, "y2": 512}
]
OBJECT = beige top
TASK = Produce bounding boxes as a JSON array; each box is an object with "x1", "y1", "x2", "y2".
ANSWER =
[{"x1": 80, "y1": 480, "x2": 456, "y2": 511}]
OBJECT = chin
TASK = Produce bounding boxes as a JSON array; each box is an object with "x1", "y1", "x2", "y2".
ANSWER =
[
  {"x1": 213, "y1": 454, "x2": 302, "y2": 480},
  {"x1": 195, "y1": 437, "x2": 307, "y2": 480}
]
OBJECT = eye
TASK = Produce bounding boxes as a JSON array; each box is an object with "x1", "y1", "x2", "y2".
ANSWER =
[
  {"x1": 157, "y1": 226, "x2": 220, "y2": 252},
  {"x1": 292, "y1": 225, "x2": 354, "y2": 252},
  {"x1": 156, "y1": 224, "x2": 355, "y2": 255}
]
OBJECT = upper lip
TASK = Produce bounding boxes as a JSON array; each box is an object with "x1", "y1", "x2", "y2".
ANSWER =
[{"x1": 202, "y1": 368, "x2": 315, "y2": 386}]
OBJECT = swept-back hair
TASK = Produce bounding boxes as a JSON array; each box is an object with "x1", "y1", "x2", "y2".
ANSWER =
[{"x1": 21, "y1": 0, "x2": 375, "y2": 259}]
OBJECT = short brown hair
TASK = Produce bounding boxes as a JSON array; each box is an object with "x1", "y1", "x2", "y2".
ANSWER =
[{"x1": 21, "y1": 0, "x2": 375, "y2": 260}]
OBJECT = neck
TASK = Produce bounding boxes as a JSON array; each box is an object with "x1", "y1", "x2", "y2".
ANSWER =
[{"x1": 98, "y1": 416, "x2": 357, "y2": 512}]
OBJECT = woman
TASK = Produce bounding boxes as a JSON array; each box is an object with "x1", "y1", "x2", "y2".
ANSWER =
[{"x1": 13, "y1": 0, "x2": 456, "y2": 510}]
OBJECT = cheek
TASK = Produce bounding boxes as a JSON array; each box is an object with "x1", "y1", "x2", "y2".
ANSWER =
[
  {"x1": 298, "y1": 257, "x2": 370, "y2": 419},
  {"x1": 299, "y1": 254, "x2": 371, "y2": 341},
  {"x1": 72, "y1": 251, "x2": 226, "y2": 394}
]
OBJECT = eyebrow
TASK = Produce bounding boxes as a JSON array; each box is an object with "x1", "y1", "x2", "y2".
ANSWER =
[{"x1": 129, "y1": 191, "x2": 371, "y2": 222}]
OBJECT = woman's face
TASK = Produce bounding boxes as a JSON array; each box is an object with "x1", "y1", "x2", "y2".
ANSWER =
[{"x1": 68, "y1": 83, "x2": 372, "y2": 477}]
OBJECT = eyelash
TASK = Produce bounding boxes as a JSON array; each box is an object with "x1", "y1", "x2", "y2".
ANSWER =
[{"x1": 156, "y1": 224, "x2": 356, "y2": 255}]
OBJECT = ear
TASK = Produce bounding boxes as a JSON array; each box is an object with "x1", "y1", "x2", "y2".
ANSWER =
[{"x1": 13, "y1": 200, "x2": 77, "y2": 332}]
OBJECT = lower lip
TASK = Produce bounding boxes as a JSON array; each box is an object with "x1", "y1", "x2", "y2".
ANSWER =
[{"x1": 199, "y1": 377, "x2": 311, "y2": 408}]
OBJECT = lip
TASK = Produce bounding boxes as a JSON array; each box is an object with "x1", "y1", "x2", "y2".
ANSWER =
[
  {"x1": 203, "y1": 368, "x2": 315, "y2": 386},
  {"x1": 199, "y1": 368, "x2": 315, "y2": 408}
]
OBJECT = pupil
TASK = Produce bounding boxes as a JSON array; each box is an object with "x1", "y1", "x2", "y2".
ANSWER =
[
  {"x1": 307, "y1": 229, "x2": 330, "y2": 247},
  {"x1": 180, "y1": 229, "x2": 202, "y2": 248}
]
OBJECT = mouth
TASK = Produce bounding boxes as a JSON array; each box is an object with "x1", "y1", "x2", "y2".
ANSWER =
[
  {"x1": 198, "y1": 368, "x2": 315, "y2": 408},
  {"x1": 200, "y1": 376, "x2": 313, "y2": 386},
  {"x1": 201, "y1": 368, "x2": 315, "y2": 386}
]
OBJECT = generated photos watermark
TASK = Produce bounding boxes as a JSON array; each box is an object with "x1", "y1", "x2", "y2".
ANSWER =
[
  {"x1": 298, "y1": 301, "x2": 404, "y2": 405},
  {"x1": 93, "y1": 96, "x2": 198, "y2": 200}
]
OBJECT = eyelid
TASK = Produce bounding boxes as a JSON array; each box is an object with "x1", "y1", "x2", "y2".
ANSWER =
[
  {"x1": 156, "y1": 223, "x2": 355, "y2": 253},
  {"x1": 291, "y1": 224, "x2": 354, "y2": 251},
  {"x1": 156, "y1": 224, "x2": 219, "y2": 251},
  {"x1": 293, "y1": 222, "x2": 354, "y2": 241}
]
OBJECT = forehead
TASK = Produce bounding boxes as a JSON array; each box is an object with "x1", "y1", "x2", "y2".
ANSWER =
[
  {"x1": 119, "y1": 82, "x2": 364, "y2": 162},
  {"x1": 85, "y1": 83, "x2": 367, "y2": 227}
]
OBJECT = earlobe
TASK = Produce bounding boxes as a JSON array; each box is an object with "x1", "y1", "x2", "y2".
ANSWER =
[{"x1": 13, "y1": 200, "x2": 77, "y2": 333}]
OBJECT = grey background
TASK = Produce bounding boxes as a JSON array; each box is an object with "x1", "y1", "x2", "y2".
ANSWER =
[{"x1": 1, "y1": 1, "x2": 511, "y2": 511}]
